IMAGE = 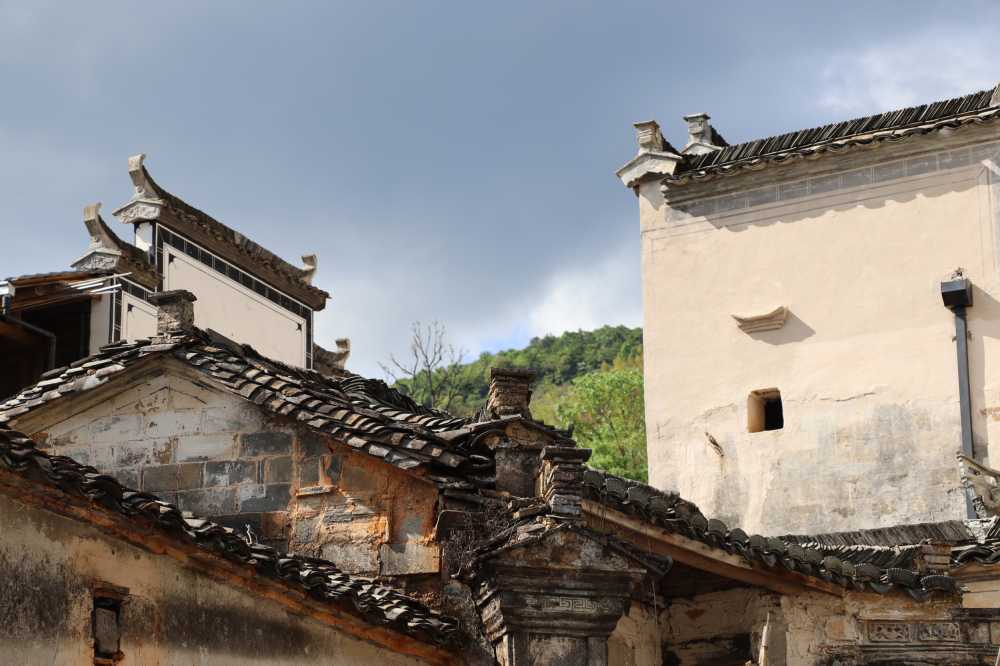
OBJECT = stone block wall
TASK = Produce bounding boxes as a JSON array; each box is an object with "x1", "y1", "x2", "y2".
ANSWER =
[
  {"x1": 22, "y1": 371, "x2": 443, "y2": 571},
  {"x1": 27, "y1": 375, "x2": 302, "y2": 548}
]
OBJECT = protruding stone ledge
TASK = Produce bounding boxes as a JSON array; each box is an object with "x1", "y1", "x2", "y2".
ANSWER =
[{"x1": 732, "y1": 305, "x2": 788, "y2": 333}]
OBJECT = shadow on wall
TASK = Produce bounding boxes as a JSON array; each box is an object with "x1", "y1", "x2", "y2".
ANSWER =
[
  {"x1": 745, "y1": 311, "x2": 815, "y2": 345},
  {"x1": 968, "y1": 286, "x2": 1000, "y2": 465},
  {"x1": 708, "y1": 176, "x2": 976, "y2": 234}
]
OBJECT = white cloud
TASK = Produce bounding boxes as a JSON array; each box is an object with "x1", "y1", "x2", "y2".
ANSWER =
[
  {"x1": 316, "y1": 233, "x2": 642, "y2": 378},
  {"x1": 817, "y1": 26, "x2": 1000, "y2": 117},
  {"x1": 524, "y1": 236, "x2": 642, "y2": 338}
]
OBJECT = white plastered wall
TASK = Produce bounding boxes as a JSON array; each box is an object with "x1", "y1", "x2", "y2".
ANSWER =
[
  {"x1": 122, "y1": 292, "x2": 158, "y2": 342},
  {"x1": 162, "y1": 244, "x2": 307, "y2": 367},
  {"x1": 640, "y1": 129, "x2": 1000, "y2": 535}
]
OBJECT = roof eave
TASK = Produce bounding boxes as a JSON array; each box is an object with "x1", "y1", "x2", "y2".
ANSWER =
[
  {"x1": 666, "y1": 106, "x2": 1000, "y2": 188},
  {"x1": 616, "y1": 150, "x2": 683, "y2": 189}
]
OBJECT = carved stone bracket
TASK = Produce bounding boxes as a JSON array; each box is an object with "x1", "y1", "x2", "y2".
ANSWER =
[
  {"x1": 732, "y1": 306, "x2": 788, "y2": 333},
  {"x1": 958, "y1": 454, "x2": 1000, "y2": 518}
]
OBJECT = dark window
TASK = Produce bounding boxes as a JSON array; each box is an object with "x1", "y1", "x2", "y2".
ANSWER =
[
  {"x1": 20, "y1": 299, "x2": 92, "y2": 369},
  {"x1": 748, "y1": 389, "x2": 783, "y2": 432},
  {"x1": 92, "y1": 587, "x2": 126, "y2": 664}
]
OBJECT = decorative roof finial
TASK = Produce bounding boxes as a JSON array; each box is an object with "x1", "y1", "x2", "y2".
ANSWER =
[
  {"x1": 682, "y1": 113, "x2": 727, "y2": 156},
  {"x1": 127, "y1": 153, "x2": 155, "y2": 199},
  {"x1": 80, "y1": 202, "x2": 117, "y2": 252},
  {"x1": 301, "y1": 254, "x2": 318, "y2": 285},
  {"x1": 82, "y1": 202, "x2": 105, "y2": 241},
  {"x1": 634, "y1": 120, "x2": 665, "y2": 153}
]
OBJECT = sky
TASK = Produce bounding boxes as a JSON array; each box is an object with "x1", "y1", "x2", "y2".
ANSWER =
[{"x1": 2, "y1": 1, "x2": 999, "y2": 377}]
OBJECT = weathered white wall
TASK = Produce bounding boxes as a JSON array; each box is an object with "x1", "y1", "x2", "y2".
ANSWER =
[
  {"x1": 14, "y1": 365, "x2": 441, "y2": 575},
  {"x1": 163, "y1": 242, "x2": 307, "y2": 367},
  {"x1": 640, "y1": 128, "x2": 1000, "y2": 534},
  {"x1": 0, "y1": 492, "x2": 429, "y2": 665},
  {"x1": 608, "y1": 600, "x2": 662, "y2": 665},
  {"x1": 122, "y1": 291, "x2": 158, "y2": 342},
  {"x1": 88, "y1": 293, "x2": 112, "y2": 354}
]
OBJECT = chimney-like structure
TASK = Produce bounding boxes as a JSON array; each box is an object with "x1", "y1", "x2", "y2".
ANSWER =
[
  {"x1": 540, "y1": 446, "x2": 591, "y2": 519},
  {"x1": 149, "y1": 290, "x2": 197, "y2": 337},
  {"x1": 634, "y1": 120, "x2": 665, "y2": 153},
  {"x1": 682, "y1": 112, "x2": 727, "y2": 155},
  {"x1": 487, "y1": 368, "x2": 536, "y2": 420}
]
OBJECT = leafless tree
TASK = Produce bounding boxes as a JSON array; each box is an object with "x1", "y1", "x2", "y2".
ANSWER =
[{"x1": 380, "y1": 321, "x2": 468, "y2": 412}]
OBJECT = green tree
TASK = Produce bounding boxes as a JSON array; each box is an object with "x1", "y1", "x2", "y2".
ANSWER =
[{"x1": 555, "y1": 367, "x2": 647, "y2": 482}]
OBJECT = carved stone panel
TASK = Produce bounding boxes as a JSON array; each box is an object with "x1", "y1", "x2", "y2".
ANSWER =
[
  {"x1": 915, "y1": 622, "x2": 960, "y2": 642},
  {"x1": 868, "y1": 621, "x2": 910, "y2": 642},
  {"x1": 115, "y1": 202, "x2": 162, "y2": 224},
  {"x1": 859, "y1": 618, "x2": 997, "y2": 663}
]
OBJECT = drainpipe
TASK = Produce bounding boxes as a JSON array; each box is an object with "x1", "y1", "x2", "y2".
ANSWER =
[{"x1": 940, "y1": 275, "x2": 975, "y2": 518}]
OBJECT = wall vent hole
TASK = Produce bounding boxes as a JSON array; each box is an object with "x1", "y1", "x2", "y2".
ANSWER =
[{"x1": 748, "y1": 388, "x2": 783, "y2": 433}]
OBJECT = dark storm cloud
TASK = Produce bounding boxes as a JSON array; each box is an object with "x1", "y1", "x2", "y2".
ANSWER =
[{"x1": 2, "y1": 0, "x2": 998, "y2": 375}]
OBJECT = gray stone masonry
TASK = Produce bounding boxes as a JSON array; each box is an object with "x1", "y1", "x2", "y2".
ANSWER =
[{"x1": 148, "y1": 290, "x2": 196, "y2": 335}]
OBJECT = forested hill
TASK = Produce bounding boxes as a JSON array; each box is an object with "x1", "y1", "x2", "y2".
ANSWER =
[{"x1": 393, "y1": 325, "x2": 643, "y2": 420}]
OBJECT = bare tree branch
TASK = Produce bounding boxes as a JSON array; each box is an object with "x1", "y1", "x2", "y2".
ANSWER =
[{"x1": 382, "y1": 321, "x2": 469, "y2": 412}]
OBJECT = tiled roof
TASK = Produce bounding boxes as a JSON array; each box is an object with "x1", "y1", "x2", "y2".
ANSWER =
[
  {"x1": 669, "y1": 86, "x2": 1000, "y2": 184},
  {"x1": 463, "y1": 510, "x2": 673, "y2": 579},
  {"x1": 4, "y1": 269, "x2": 109, "y2": 283},
  {"x1": 784, "y1": 519, "x2": 1000, "y2": 571},
  {"x1": 0, "y1": 327, "x2": 495, "y2": 485},
  {"x1": 580, "y1": 468, "x2": 959, "y2": 600},
  {"x1": 130, "y1": 161, "x2": 330, "y2": 309},
  {"x1": 0, "y1": 422, "x2": 458, "y2": 644}
]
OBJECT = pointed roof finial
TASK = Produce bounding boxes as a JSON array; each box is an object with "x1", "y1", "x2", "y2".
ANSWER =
[
  {"x1": 81, "y1": 202, "x2": 116, "y2": 250},
  {"x1": 127, "y1": 153, "x2": 156, "y2": 199},
  {"x1": 83, "y1": 202, "x2": 102, "y2": 225},
  {"x1": 301, "y1": 254, "x2": 318, "y2": 285}
]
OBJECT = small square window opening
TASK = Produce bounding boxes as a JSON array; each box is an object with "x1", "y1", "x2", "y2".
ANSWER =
[{"x1": 748, "y1": 389, "x2": 783, "y2": 433}]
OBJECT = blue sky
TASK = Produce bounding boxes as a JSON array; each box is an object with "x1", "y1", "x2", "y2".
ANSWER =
[{"x1": 2, "y1": 1, "x2": 999, "y2": 376}]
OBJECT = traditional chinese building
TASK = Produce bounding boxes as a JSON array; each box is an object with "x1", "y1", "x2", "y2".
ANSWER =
[
  {"x1": 4, "y1": 107, "x2": 1000, "y2": 663},
  {"x1": 619, "y1": 84, "x2": 1000, "y2": 538}
]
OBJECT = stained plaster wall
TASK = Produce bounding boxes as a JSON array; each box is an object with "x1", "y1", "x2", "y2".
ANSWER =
[
  {"x1": 0, "y1": 492, "x2": 429, "y2": 666},
  {"x1": 607, "y1": 600, "x2": 663, "y2": 665},
  {"x1": 639, "y1": 127, "x2": 1000, "y2": 535},
  {"x1": 15, "y1": 366, "x2": 441, "y2": 576},
  {"x1": 663, "y1": 586, "x2": 1000, "y2": 665}
]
